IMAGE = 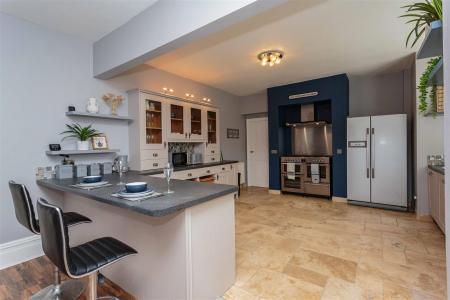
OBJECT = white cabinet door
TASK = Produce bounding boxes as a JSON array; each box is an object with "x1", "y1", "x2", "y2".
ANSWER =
[
  {"x1": 140, "y1": 93, "x2": 167, "y2": 150},
  {"x1": 167, "y1": 100, "x2": 188, "y2": 141},
  {"x1": 246, "y1": 117, "x2": 268, "y2": 188},
  {"x1": 206, "y1": 109, "x2": 219, "y2": 149},
  {"x1": 188, "y1": 104, "x2": 205, "y2": 141},
  {"x1": 370, "y1": 114, "x2": 407, "y2": 207},
  {"x1": 347, "y1": 117, "x2": 371, "y2": 202}
]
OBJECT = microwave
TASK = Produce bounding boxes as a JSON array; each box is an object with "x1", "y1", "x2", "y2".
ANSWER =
[{"x1": 172, "y1": 152, "x2": 187, "y2": 167}]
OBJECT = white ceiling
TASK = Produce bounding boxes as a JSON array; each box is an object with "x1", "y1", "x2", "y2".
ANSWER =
[
  {"x1": 146, "y1": 0, "x2": 418, "y2": 96},
  {"x1": 0, "y1": 0, "x2": 158, "y2": 41}
]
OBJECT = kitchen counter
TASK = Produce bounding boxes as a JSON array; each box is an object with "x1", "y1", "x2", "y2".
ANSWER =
[
  {"x1": 429, "y1": 165, "x2": 445, "y2": 175},
  {"x1": 139, "y1": 160, "x2": 239, "y2": 175},
  {"x1": 36, "y1": 171, "x2": 236, "y2": 299},
  {"x1": 37, "y1": 171, "x2": 237, "y2": 217}
]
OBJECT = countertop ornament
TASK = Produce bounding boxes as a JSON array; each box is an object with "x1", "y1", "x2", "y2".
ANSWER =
[
  {"x1": 86, "y1": 97, "x2": 99, "y2": 113},
  {"x1": 102, "y1": 93, "x2": 124, "y2": 116}
]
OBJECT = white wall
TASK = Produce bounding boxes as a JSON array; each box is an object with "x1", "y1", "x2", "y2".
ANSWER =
[
  {"x1": 442, "y1": 0, "x2": 449, "y2": 294},
  {"x1": 415, "y1": 58, "x2": 444, "y2": 216},
  {"x1": 239, "y1": 91, "x2": 267, "y2": 115},
  {"x1": 0, "y1": 13, "x2": 245, "y2": 245},
  {"x1": 349, "y1": 71, "x2": 407, "y2": 117}
]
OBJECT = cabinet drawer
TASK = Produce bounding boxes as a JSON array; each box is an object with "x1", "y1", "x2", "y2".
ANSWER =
[
  {"x1": 205, "y1": 154, "x2": 220, "y2": 163},
  {"x1": 141, "y1": 158, "x2": 167, "y2": 170},
  {"x1": 141, "y1": 149, "x2": 168, "y2": 160},
  {"x1": 175, "y1": 169, "x2": 202, "y2": 180},
  {"x1": 206, "y1": 147, "x2": 219, "y2": 156},
  {"x1": 218, "y1": 164, "x2": 232, "y2": 173}
]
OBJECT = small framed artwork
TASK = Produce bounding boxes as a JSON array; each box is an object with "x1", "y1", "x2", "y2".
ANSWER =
[
  {"x1": 92, "y1": 135, "x2": 109, "y2": 150},
  {"x1": 227, "y1": 128, "x2": 239, "y2": 139}
]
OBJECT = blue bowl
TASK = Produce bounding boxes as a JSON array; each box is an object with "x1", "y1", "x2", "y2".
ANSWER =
[
  {"x1": 125, "y1": 182, "x2": 148, "y2": 193},
  {"x1": 83, "y1": 175, "x2": 102, "y2": 183}
]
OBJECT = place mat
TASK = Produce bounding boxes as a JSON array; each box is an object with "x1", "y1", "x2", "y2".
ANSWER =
[
  {"x1": 70, "y1": 183, "x2": 112, "y2": 190},
  {"x1": 111, "y1": 191, "x2": 163, "y2": 202}
]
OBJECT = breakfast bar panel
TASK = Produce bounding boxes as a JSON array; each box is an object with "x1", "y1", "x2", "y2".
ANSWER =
[{"x1": 63, "y1": 192, "x2": 235, "y2": 299}]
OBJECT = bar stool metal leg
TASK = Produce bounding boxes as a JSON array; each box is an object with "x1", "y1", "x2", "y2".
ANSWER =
[{"x1": 30, "y1": 267, "x2": 85, "y2": 300}]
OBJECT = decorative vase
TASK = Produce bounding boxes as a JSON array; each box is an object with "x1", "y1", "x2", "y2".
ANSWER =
[
  {"x1": 86, "y1": 97, "x2": 99, "y2": 113},
  {"x1": 77, "y1": 141, "x2": 89, "y2": 151}
]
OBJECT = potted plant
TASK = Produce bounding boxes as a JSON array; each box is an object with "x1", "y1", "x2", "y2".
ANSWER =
[
  {"x1": 61, "y1": 123, "x2": 102, "y2": 150},
  {"x1": 418, "y1": 57, "x2": 441, "y2": 115},
  {"x1": 400, "y1": 0, "x2": 442, "y2": 47}
]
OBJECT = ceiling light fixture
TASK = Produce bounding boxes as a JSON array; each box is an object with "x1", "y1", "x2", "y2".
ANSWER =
[
  {"x1": 185, "y1": 93, "x2": 195, "y2": 98},
  {"x1": 202, "y1": 97, "x2": 211, "y2": 102},
  {"x1": 257, "y1": 50, "x2": 284, "y2": 67},
  {"x1": 162, "y1": 87, "x2": 174, "y2": 94}
]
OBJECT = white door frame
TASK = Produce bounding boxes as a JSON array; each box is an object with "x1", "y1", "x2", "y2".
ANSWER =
[{"x1": 246, "y1": 117, "x2": 269, "y2": 188}]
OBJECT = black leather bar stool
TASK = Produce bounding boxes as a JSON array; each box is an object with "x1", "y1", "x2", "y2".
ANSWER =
[
  {"x1": 9, "y1": 181, "x2": 92, "y2": 300},
  {"x1": 37, "y1": 198, "x2": 137, "y2": 300}
]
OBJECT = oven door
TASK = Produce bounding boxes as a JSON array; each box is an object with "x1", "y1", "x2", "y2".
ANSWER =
[
  {"x1": 281, "y1": 163, "x2": 304, "y2": 174},
  {"x1": 281, "y1": 174, "x2": 305, "y2": 193},
  {"x1": 305, "y1": 164, "x2": 330, "y2": 183}
]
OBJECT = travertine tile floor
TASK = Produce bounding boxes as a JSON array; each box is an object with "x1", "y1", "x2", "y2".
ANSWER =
[{"x1": 224, "y1": 187, "x2": 447, "y2": 300}]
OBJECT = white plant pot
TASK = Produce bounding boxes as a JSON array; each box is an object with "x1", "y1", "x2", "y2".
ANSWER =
[{"x1": 77, "y1": 141, "x2": 90, "y2": 151}]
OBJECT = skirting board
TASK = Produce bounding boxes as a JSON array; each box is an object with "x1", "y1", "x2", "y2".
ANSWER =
[
  {"x1": 0, "y1": 235, "x2": 43, "y2": 270},
  {"x1": 268, "y1": 189, "x2": 281, "y2": 195},
  {"x1": 332, "y1": 196, "x2": 347, "y2": 203}
]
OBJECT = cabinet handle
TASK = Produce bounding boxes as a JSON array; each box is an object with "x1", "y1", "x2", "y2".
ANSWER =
[
  {"x1": 211, "y1": 150, "x2": 215, "y2": 154},
  {"x1": 153, "y1": 153, "x2": 158, "y2": 157},
  {"x1": 153, "y1": 163, "x2": 158, "y2": 167},
  {"x1": 231, "y1": 165, "x2": 233, "y2": 170},
  {"x1": 189, "y1": 133, "x2": 191, "y2": 138},
  {"x1": 217, "y1": 174, "x2": 219, "y2": 180},
  {"x1": 207, "y1": 170, "x2": 210, "y2": 174},
  {"x1": 222, "y1": 167, "x2": 225, "y2": 171},
  {"x1": 212, "y1": 157, "x2": 215, "y2": 161},
  {"x1": 188, "y1": 173, "x2": 192, "y2": 177},
  {"x1": 206, "y1": 142, "x2": 208, "y2": 147},
  {"x1": 185, "y1": 133, "x2": 187, "y2": 138},
  {"x1": 164, "y1": 141, "x2": 167, "y2": 149}
]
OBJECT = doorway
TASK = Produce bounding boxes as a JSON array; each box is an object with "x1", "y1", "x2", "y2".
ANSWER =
[{"x1": 246, "y1": 117, "x2": 269, "y2": 187}]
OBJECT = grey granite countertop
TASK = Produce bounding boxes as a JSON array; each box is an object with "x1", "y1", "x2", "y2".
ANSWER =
[
  {"x1": 429, "y1": 165, "x2": 445, "y2": 175},
  {"x1": 36, "y1": 171, "x2": 237, "y2": 217},
  {"x1": 139, "y1": 160, "x2": 239, "y2": 175}
]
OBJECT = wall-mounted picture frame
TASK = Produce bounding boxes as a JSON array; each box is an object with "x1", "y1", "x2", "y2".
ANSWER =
[
  {"x1": 227, "y1": 128, "x2": 239, "y2": 139},
  {"x1": 92, "y1": 135, "x2": 109, "y2": 150}
]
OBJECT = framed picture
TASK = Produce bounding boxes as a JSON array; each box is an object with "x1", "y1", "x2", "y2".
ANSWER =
[
  {"x1": 227, "y1": 128, "x2": 239, "y2": 139},
  {"x1": 92, "y1": 135, "x2": 109, "y2": 150}
]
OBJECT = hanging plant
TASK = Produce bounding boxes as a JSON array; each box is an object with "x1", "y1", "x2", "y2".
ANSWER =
[
  {"x1": 399, "y1": 0, "x2": 442, "y2": 47},
  {"x1": 418, "y1": 57, "x2": 440, "y2": 115}
]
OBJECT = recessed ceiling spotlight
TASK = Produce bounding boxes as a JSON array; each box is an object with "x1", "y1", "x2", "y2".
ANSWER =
[
  {"x1": 257, "y1": 50, "x2": 284, "y2": 67},
  {"x1": 163, "y1": 87, "x2": 174, "y2": 94},
  {"x1": 202, "y1": 97, "x2": 211, "y2": 102},
  {"x1": 185, "y1": 93, "x2": 195, "y2": 98}
]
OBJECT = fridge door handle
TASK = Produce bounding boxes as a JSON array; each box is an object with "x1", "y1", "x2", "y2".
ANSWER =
[
  {"x1": 371, "y1": 128, "x2": 375, "y2": 178},
  {"x1": 366, "y1": 128, "x2": 370, "y2": 178}
]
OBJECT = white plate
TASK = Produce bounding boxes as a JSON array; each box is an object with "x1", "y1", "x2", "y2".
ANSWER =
[
  {"x1": 117, "y1": 190, "x2": 154, "y2": 198},
  {"x1": 75, "y1": 181, "x2": 109, "y2": 187}
]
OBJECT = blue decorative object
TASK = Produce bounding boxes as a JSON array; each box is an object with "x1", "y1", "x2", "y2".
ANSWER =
[
  {"x1": 125, "y1": 182, "x2": 148, "y2": 193},
  {"x1": 83, "y1": 175, "x2": 102, "y2": 183}
]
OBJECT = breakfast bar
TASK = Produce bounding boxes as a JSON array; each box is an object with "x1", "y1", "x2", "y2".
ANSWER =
[{"x1": 37, "y1": 171, "x2": 237, "y2": 300}]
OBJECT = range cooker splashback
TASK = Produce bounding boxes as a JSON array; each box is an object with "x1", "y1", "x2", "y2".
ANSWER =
[{"x1": 292, "y1": 124, "x2": 332, "y2": 156}]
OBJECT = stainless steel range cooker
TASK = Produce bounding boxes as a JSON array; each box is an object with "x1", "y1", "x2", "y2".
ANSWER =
[{"x1": 281, "y1": 156, "x2": 331, "y2": 197}]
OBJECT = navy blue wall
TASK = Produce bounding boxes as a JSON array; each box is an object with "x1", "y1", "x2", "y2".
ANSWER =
[{"x1": 267, "y1": 74, "x2": 349, "y2": 197}]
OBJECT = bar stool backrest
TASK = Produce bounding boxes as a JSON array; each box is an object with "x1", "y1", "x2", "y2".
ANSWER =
[
  {"x1": 8, "y1": 181, "x2": 40, "y2": 234},
  {"x1": 37, "y1": 198, "x2": 71, "y2": 277}
]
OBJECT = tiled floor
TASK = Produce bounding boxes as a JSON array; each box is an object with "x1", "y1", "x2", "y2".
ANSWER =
[{"x1": 224, "y1": 187, "x2": 447, "y2": 300}]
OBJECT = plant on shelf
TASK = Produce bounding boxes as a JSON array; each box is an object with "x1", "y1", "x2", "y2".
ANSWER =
[
  {"x1": 399, "y1": 0, "x2": 442, "y2": 47},
  {"x1": 418, "y1": 57, "x2": 441, "y2": 115},
  {"x1": 60, "y1": 123, "x2": 102, "y2": 150}
]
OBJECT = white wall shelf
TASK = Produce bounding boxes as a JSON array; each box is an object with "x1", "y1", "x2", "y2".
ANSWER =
[
  {"x1": 66, "y1": 111, "x2": 132, "y2": 121},
  {"x1": 45, "y1": 149, "x2": 120, "y2": 156}
]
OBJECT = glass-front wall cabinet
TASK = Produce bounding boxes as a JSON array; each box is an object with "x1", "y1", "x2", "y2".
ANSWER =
[
  {"x1": 207, "y1": 110, "x2": 217, "y2": 145},
  {"x1": 144, "y1": 98, "x2": 164, "y2": 149},
  {"x1": 190, "y1": 106, "x2": 203, "y2": 140},
  {"x1": 169, "y1": 103, "x2": 185, "y2": 140}
]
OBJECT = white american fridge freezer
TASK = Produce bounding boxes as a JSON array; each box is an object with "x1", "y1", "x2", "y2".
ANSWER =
[{"x1": 347, "y1": 114, "x2": 407, "y2": 208}]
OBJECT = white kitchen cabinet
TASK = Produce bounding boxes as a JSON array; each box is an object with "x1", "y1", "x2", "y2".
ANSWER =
[
  {"x1": 428, "y1": 168, "x2": 445, "y2": 233},
  {"x1": 128, "y1": 89, "x2": 221, "y2": 170}
]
